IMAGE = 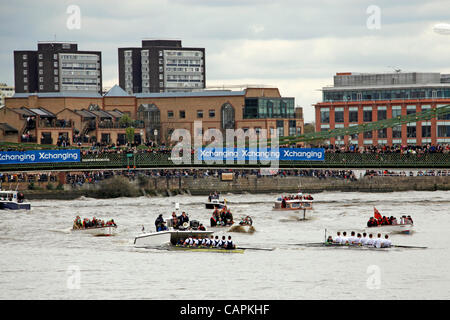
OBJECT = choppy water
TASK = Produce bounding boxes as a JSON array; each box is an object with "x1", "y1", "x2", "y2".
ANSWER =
[{"x1": 0, "y1": 191, "x2": 449, "y2": 299}]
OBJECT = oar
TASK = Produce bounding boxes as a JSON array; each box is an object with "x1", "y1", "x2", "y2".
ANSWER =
[
  {"x1": 238, "y1": 246, "x2": 276, "y2": 251},
  {"x1": 392, "y1": 245, "x2": 428, "y2": 249}
]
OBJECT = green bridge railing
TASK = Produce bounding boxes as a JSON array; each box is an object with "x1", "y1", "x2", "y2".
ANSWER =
[{"x1": 0, "y1": 151, "x2": 448, "y2": 171}]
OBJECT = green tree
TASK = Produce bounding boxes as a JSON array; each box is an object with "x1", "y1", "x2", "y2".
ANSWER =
[
  {"x1": 126, "y1": 127, "x2": 135, "y2": 144},
  {"x1": 119, "y1": 114, "x2": 133, "y2": 128}
]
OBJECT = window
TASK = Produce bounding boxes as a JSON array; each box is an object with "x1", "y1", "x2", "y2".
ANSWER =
[
  {"x1": 320, "y1": 108, "x2": 329, "y2": 123},
  {"x1": 23, "y1": 70, "x2": 27, "y2": 75},
  {"x1": 334, "y1": 107, "x2": 344, "y2": 123},
  {"x1": 363, "y1": 108, "x2": 372, "y2": 122},
  {"x1": 24, "y1": 85, "x2": 28, "y2": 90},
  {"x1": 406, "y1": 106, "x2": 416, "y2": 115},
  {"x1": 54, "y1": 62, "x2": 58, "y2": 67},
  {"x1": 39, "y1": 77, "x2": 43, "y2": 82},
  {"x1": 179, "y1": 110, "x2": 186, "y2": 119},
  {"x1": 38, "y1": 54, "x2": 43, "y2": 59},
  {"x1": 407, "y1": 125, "x2": 416, "y2": 138},
  {"x1": 377, "y1": 107, "x2": 387, "y2": 120},
  {"x1": 167, "y1": 111, "x2": 174, "y2": 118},
  {"x1": 437, "y1": 125, "x2": 450, "y2": 137},
  {"x1": 392, "y1": 125, "x2": 402, "y2": 138},
  {"x1": 363, "y1": 131, "x2": 373, "y2": 139},
  {"x1": 39, "y1": 69, "x2": 43, "y2": 75},
  {"x1": 197, "y1": 110, "x2": 203, "y2": 118},
  {"x1": 22, "y1": 54, "x2": 27, "y2": 60},
  {"x1": 54, "y1": 69, "x2": 58, "y2": 75},
  {"x1": 392, "y1": 106, "x2": 402, "y2": 118},
  {"x1": 377, "y1": 128, "x2": 387, "y2": 138},
  {"x1": 55, "y1": 84, "x2": 59, "y2": 90},
  {"x1": 422, "y1": 124, "x2": 431, "y2": 138},
  {"x1": 53, "y1": 54, "x2": 58, "y2": 60},
  {"x1": 23, "y1": 62, "x2": 28, "y2": 67},
  {"x1": 23, "y1": 77, "x2": 28, "y2": 83},
  {"x1": 39, "y1": 85, "x2": 43, "y2": 90},
  {"x1": 209, "y1": 109, "x2": 215, "y2": 118}
]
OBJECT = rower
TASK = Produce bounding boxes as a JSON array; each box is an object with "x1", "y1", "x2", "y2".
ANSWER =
[
  {"x1": 360, "y1": 232, "x2": 369, "y2": 246},
  {"x1": 341, "y1": 231, "x2": 348, "y2": 245},
  {"x1": 348, "y1": 231, "x2": 357, "y2": 244},
  {"x1": 407, "y1": 215, "x2": 413, "y2": 224},
  {"x1": 225, "y1": 236, "x2": 236, "y2": 249},
  {"x1": 374, "y1": 233, "x2": 383, "y2": 248},
  {"x1": 192, "y1": 236, "x2": 199, "y2": 247},
  {"x1": 381, "y1": 234, "x2": 392, "y2": 248},
  {"x1": 183, "y1": 236, "x2": 194, "y2": 247},
  {"x1": 333, "y1": 231, "x2": 342, "y2": 244},
  {"x1": 365, "y1": 233, "x2": 375, "y2": 247},
  {"x1": 326, "y1": 236, "x2": 333, "y2": 243},
  {"x1": 355, "y1": 233, "x2": 362, "y2": 245},
  {"x1": 214, "y1": 235, "x2": 220, "y2": 246}
]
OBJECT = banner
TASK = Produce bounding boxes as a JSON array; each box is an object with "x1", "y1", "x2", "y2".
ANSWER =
[
  {"x1": 197, "y1": 148, "x2": 325, "y2": 161},
  {"x1": 0, "y1": 149, "x2": 81, "y2": 165}
]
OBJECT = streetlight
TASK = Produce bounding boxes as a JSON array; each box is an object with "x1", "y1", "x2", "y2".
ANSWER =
[{"x1": 154, "y1": 129, "x2": 158, "y2": 146}]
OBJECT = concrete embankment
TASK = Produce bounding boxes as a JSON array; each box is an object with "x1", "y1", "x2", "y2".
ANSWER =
[{"x1": 20, "y1": 175, "x2": 450, "y2": 200}]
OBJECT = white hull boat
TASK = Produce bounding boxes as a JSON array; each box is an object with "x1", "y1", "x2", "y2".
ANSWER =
[
  {"x1": 72, "y1": 226, "x2": 117, "y2": 236},
  {"x1": 365, "y1": 224, "x2": 414, "y2": 234}
]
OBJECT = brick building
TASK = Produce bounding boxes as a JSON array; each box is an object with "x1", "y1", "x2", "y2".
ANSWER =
[
  {"x1": 315, "y1": 72, "x2": 450, "y2": 146},
  {"x1": 1, "y1": 86, "x2": 304, "y2": 146}
]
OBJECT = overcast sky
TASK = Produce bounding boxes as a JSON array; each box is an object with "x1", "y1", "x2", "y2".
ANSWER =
[{"x1": 1, "y1": 0, "x2": 450, "y2": 122}]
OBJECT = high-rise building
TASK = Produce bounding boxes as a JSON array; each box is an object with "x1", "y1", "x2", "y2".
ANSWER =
[
  {"x1": 14, "y1": 42, "x2": 102, "y2": 94},
  {"x1": 315, "y1": 72, "x2": 450, "y2": 146},
  {"x1": 0, "y1": 83, "x2": 14, "y2": 108},
  {"x1": 118, "y1": 40, "x2": 205, "y2": 94}
]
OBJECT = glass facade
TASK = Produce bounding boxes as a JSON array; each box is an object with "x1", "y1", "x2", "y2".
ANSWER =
[
  {"x1": 323, "y1": 87, "x2": 450, "y2": 102},
  {"x1": 244, "y1": 98, "x2": 295, "y2": 119}
]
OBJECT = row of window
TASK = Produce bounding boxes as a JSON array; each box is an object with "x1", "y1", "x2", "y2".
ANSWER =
[
  {"x1": 320, "y1": 105, "x2": 449, "y2": 123},
  {"x1": 323, "y1": 125, "x2": 450, "y2": 138},
  {"x1": 168, "y1": 109, "x2": 216, "y2": 119},
  {"x1": 323, "y1": 88, "x2": 450, "y2": 101}
]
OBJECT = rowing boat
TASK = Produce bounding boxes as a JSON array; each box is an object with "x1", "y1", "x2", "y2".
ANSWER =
[
  {"x1": 293, "y1": 242, "x2": 427, "y2": 250},
  {"x1": 169, "y1": 245, "x2": 245, "y2": 254},
  {"x1": 72, "y1": 225, "x2": 117, "y2": 236}
]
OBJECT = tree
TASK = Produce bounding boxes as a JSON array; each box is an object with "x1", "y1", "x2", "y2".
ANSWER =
[
  {"x1": 126, "y1": 127, "x2": 135, "y2": 144},
  {"x1": 119, "y1": 114, "x2": 133, "y2": 128}
]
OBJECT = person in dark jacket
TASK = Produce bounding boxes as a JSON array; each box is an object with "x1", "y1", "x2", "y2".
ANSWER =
[{"x1": 155, "y1": 214, "x2": 164, "y2": 231}]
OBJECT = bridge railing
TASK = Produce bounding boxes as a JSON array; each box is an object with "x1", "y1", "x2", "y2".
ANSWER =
[{"x1": 0, "y1": 151, "x2": 448, "y2": 171}]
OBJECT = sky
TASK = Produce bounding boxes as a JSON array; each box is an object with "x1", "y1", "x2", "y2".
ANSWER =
[{"x1": 1, "y1": 0, "x2": 450, "y2": 122}]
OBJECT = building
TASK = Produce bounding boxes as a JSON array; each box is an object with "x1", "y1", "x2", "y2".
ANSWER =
[
  {"x1": 1, "y1": 86, "x2": 304, "y2": 146},
  {"x1": 118, "y1": 40, "x2": 205, "y2": 94},
  {"x1": 0, "y1": 83, "x2": 14, "y2": 108},
  {"x1": 315, "y1": 72, "x2": 450, "y2": 146},
  {"x1": 14, "y1": 42, "x2": 102, "y2": 95}
]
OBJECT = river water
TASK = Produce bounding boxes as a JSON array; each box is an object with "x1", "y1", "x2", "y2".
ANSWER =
[{"x1": 0, "y1": 190, "x2": 449, "y2": 300}]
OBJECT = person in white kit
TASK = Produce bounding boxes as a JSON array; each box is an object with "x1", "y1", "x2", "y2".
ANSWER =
[
  {"x1": 354, "y1": 233, "x2": 362, "y2": 245},
  {"x1": 360, "y1": 232, "x2": 369, "y2": 246},
  {"x1": 348, "y1": 231, "x2": 357, "y2": 244},
  {"x1": 341, "y1": 231, "x2": 348, "y2": 245},
  {"x1": 183, "y1": 236, "x2": 193, "y2": 247},
  {"x1": 365, "y1": 233, "x2": 375, "y2": 247},
  {"x1": 333, "y1": 231, "x2": 342, "y2": 244},
  {"x1": 381, "y1": 234, "x2": 392, "y2": 248},
  {"x1": 374, "y1": 233, "x2": 383, "y2": 248}
]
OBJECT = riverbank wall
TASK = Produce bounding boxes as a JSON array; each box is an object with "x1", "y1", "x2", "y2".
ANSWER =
[{"x1": 19, "y1": 175, "x2": 450, "y2": 200}]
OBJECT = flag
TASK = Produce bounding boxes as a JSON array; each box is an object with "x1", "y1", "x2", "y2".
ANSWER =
[{"x1": 374, "y1": 207, "x2": 382, "y2": 220}]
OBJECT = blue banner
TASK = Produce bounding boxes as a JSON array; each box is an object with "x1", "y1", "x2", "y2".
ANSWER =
[
  {"x1": 197, "y1": 148, "x2": 325, "y2": 161},
  {"x1": 0, "y1": 149, "x2": 81, "y2": 165}
]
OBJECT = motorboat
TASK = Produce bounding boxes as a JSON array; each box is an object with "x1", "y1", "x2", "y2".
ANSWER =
[{"x1": 0, "y1": 190, "x2": 31, "y2": 210}]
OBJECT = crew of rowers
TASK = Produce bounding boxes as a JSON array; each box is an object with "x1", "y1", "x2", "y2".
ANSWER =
[
  {"x1": 210, "y1": 206, "x2": 233, "y2": 227},
  {"x1": 73, "y1": 216, "x2": 117, "y2": 229},
  {"x1": 178, "y1": 235, "x2": 236, "y2": 249},
  {"x1": 367, "y1": 215, "x2": 413, "y2": 227},
  {"x1": 327, "y1": 231, "x2": 392, "y2": 248}
]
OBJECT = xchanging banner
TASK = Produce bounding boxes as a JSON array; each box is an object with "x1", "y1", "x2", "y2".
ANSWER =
[
  {"x1": 197, "y1": 148, "x2": 325, "y2": 161},
  {"x1": 0, "y1": 149, "x2": 81, "y2": 165}
]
